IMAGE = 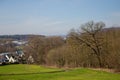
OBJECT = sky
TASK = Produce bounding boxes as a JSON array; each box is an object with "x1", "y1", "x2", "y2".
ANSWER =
[{"x1": 0, "y1": 0, "x2": 120, "y2": 35}]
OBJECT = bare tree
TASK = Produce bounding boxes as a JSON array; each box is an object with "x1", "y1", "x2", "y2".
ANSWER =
[
  {"x1": 24, "y1": 36, "x2": 65, "y2": 65},
  {"x1": 68, "y1": 21, "x2": 105, "y2": 67}
]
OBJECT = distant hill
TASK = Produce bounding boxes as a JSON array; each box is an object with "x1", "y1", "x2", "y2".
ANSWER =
[
  {"x1": 0, "y1": 35, "x2": 45, "y2": 40},
  {"x1": 102, "y1": 27, "x2": 120, "y2": 31},
  {"x1": 0, "y1": 27, "x2": 119, "y2": 40}
]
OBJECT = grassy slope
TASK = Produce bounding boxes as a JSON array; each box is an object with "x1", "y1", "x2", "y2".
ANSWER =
[
  {"x1": 0, "y1": 64, "x2": 60, "y2": 74},
  {"x1": 0, "y1": 64, "x2": 120, "y2": 80}
]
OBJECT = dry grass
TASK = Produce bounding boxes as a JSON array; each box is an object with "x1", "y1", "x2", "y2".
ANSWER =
[{"x1": 89, "y1": 68, "x2": 115, "y2": 73}]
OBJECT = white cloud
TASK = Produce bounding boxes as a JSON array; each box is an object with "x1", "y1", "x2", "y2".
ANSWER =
[
  {"x1": 0, "y1": 14, "x2": 89, "y2": 35},
  {"x1": 0, "y1": 16, "x2": 81, "y2": 35}
]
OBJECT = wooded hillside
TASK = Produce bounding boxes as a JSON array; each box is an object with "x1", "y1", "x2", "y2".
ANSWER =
[{"x1": 24, "y1": 21, "x2": 120, "y2": 72}]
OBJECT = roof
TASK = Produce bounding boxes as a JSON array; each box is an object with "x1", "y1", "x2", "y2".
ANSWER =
[{"x1": 0, "y1": 53, "x2": 9, "y2": 56}]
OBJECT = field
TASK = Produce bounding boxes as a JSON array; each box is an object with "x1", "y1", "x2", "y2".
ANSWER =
[{"x1": 0, "y1": 64, "x2": 120, "y2": 80}]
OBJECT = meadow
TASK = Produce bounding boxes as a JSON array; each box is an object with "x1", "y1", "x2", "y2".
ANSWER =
[{"x1": 0, "y1": 64, "x2": 120, "y2": 80}]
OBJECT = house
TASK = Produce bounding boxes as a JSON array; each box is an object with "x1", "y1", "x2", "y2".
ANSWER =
[
  {"x1": 0, "y1": 53, "x2": 9, "y2": 64},
  {"x1": 16, "y1": 50, "x2": 24, "y2": 57},
  {"x1": 27, "y1": 55, "x2": 34, "y2": 64},
  {"x1": 0, "y1": 51, "x2": 24, "y2": 65}
]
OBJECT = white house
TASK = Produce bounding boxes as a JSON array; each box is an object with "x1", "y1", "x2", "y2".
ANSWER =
[{"x1": 0, "y1": 51, "x2": 21, "y2": 64}]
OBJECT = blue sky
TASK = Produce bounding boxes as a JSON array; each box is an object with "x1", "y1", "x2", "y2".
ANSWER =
[{"x1": 0, "y1": 0, "x2": 120, "y2": 35}]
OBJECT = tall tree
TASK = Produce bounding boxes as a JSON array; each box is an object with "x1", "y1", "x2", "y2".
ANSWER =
[{"x1": 68, "y1": 21, "x2": 105, "y2": 67}]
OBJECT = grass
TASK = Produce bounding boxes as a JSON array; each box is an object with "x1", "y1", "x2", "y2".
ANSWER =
[
  {"x1": 0, "y1": 64, "x2": 120, "y2": 80},
  {"x1": 0, "y1": 64, "x2": 60, "y2": 74}
]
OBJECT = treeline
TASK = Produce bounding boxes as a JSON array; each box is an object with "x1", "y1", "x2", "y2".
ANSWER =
[
  {"x1": 0, "y1": 35, "x2": 45, "y2": 40},
  {"x1": 24, "y1": 21, "x2": 120, "y2": 72}
]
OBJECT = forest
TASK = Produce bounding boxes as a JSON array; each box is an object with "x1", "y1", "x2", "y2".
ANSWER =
[{"x1": 22, "y1": 21, "x2": 120, "y2": 72}]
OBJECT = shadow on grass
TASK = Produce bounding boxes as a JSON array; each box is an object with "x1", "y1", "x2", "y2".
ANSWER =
[{"x1": 0, "y1": 70, "x2": 66, "y2": 76}]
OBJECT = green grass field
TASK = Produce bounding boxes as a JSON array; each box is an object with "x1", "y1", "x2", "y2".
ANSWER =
[{"x1": 0, "y1": 64, "x2": 120, "y2": 80}]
